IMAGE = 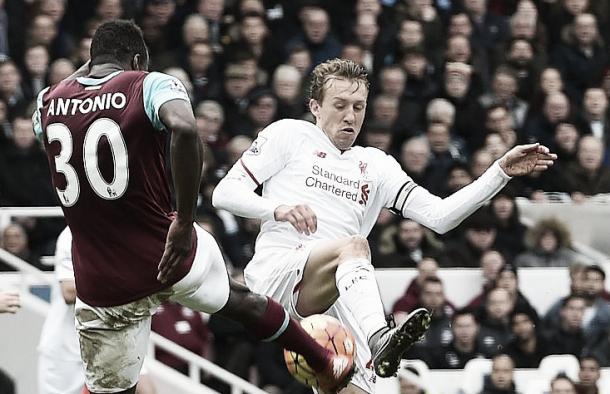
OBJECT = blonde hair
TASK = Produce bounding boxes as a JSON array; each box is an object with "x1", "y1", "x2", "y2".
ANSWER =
[{"x1": 309, "y1": 58, "x2": 369, "y2": 103}]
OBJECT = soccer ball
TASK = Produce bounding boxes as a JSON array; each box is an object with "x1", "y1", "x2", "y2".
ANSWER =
[{"x1": 284, "y1": 314, "x2": 356, "y2": 388}]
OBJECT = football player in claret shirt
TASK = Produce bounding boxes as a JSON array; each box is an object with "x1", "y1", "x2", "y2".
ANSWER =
[
  {"x1": 214, "y1": 58, "x2": 557, "y2": 393},
  {"x1": 33, "y1": 20, "x2": 352, "y2": 394}
]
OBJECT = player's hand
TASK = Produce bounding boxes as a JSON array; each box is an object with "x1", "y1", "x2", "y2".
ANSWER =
[
  {"x1": 0, "y1": 291, "x2": 20, "y2": 314},
  {"x1": 498, "y1": 143, "x2": 557, "y2": 177},
  {"x1": 274, "y1": 204, "x2": 317, "y2": 235},
  {"x1": 158, "y1": 218, "x2": 193, "y2": 283}
]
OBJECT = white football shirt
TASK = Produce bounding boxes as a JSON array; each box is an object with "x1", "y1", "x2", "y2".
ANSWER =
[
  {"x1": 231, "y1": 119, "x2": 413, "y2": 248},
  {"x1": 220, "y1": 119, "x2": 510, "y2": 275}
]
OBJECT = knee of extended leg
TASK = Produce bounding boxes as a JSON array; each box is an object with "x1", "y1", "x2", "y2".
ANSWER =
[{"x1": 338, "y1": 236, "x2": 371, "y2": 261}]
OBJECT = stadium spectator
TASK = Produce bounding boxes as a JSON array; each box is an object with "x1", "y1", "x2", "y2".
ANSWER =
[
  {"x1": 546, "y1": 295, "x2": 587, "y2": 357},
  {"x1": 404, "y1": 277, "x2": 455, "y2": 361},
  {"x1": 543, "y1": 262, "x2": 589, "y2": 326},
  {"x1": 445, "y1": 209, "x2": 498, "y2": 268},
  {"x1": 271, "y1": 64, "x2": 305, "y2": 120},
  {"x1": 579, "y1": 265, "x2": 610, "y2": 339},
  {"x1": 401, "y1": 49, "x2": 440, "y2": 103},
  {"x1": 575, "y1": 355, "x2": 602, "y2": 394},
  {"x1": 484, "y1": 133, "x2": 510, "y2": 161},
  {"x1": 577, "y1": 88, "x2": 609, "y2": 143},
  {"x1": 471, "y1": 148, "x2": 495, "y2": 178},
  {"x1": 441, "y1": 61, "x2": 482, "y2": 152},
  {"x1": 0, "y1": 59, "x2": 28, "y2": 119},
  {"x1": 553, "y1": 122, "x2": 581, "y2": 165},
  {"x1": 21, "y1": 45, "x2": 50, "y2": 100},
  {"x1": 376, "y1": 219, "x2": 445, "y2": 268},
  {"x1": 286, "y1": 6, "x2": 341, "y2": 67},
  {"x1": 426, "y1": 122, "x2": 466, "y2": 192},
  {"x1": 197, "y1": 0, "x2": 227, "y2": 48},
  {"x1": 524, "y1": 91, "x2": 571, "y2": 148},
  {"x1": 550, "y1": 374, "x2": 578, "y2": 394},
  {"x1": 504, "y1": 38, "x2": 540, "y2": 102},
  {"x1": 552, "y1": 13, "x2": 607, "y2": 100},
  {"x1": 515, "y1": 217, "x2": 576, "y2": 267},
  {"x1": 565, "y1": 135, "x2": 610, "y2": 197},
  {"x1": 399, "y1": 136, "x2": 435, "y2": 190},
  {"x1": 467, "y1": 249, "x2": 506, "y2": 308},
  {"x1": 495, "y1": 263, "x2": 538, "y2": 320},
  {"x1": 0, "y1": 223, "x2": 43, "y2": 271},
  {"x1": 477, "y1": 287, "x2": 513, "y2": 356},
  {"x1": 220, "y1": 62, "x2": 257, "y2": 134},
  {"x1": 392, "y1": 257, "x2": 439, "y2": 314},
  {"x1": 185, "y1": 41, "x2": 222, "y2": 103},
  {"x1": 195, "y1": 100, "x2": 227, "y2": 150},
  {"x1": 484, "y1": 105, "x2": 518, "y2": 153},
  {"x1": 226, "y1": 12, "x2": 280, "y2": 75},
  {"x1": 361, "y1": 121, "x2": 393, "y2": 154},
  {"x1": 242, "y1": 87, "x2": 278, "y2": 137},
  {"x1": 442, "y1": 161, "x2": 475, "y2": 197},
  {"x1": 489, "y1": 188, "x2": 526, "y2": 258},
  {"x1": 429, "y1": 308, "x2": 488, "y2": 369},
  {"x1": 47, "y1": 58, "x2": 76, "y2": 85},
  {"x1": 479, "y1": 354, "x2": 518, "y2": 394},
  {"x1": 479, "y1": 66, "x2": 529, "y2": 131},
  {"x1": 504, "y1": 308, "x2": 550, "y2": 368}
]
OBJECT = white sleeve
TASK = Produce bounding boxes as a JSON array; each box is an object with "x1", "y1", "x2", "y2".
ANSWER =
[
  {"x1": 392, "y1": 161, "x2": 511, "y2": 234},
  {"x1": 212, "y1": 120, "x2": 293, "y2": 220},
  {"x1": 54, "y1": 228, "x2": 74, "y2": 282}
]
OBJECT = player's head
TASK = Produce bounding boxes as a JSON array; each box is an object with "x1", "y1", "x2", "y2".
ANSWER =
[
  {"x1": 90, "y1": 20, "x2": 148, "y2": 71},
  {"x1": 308, "y1": 58, "x2": 369, "y2": 151}
]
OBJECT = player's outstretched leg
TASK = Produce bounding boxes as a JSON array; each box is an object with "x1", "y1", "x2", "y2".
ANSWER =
[
  {"x1": 216, "y1": 279, "x2": 354, "y2": 392},
  {"x1": 368, "y1": 308, "x2": 431, "y2": 377}
]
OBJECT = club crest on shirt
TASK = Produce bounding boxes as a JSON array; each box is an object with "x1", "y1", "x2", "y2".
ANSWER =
[
  {"x1": 359, "y1": 161, "x2": 368, "y2": 176},
  {"x1": 246, "y1": 136, "x2": 267, "y2": 155}
]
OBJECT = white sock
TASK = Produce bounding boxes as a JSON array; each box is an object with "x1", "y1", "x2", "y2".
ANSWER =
[{"x1": 335, "y1": 258, "x2": 387, "y2": 343}]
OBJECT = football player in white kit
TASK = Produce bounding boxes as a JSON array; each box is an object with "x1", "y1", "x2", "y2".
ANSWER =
[{"x1": 212, "y1": 59, "x2": 556, "y2": 393}]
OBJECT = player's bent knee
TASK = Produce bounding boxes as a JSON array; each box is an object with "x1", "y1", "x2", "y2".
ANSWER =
[{"x1": 337, "y1": 236, "x2": 371, "y2": 262}]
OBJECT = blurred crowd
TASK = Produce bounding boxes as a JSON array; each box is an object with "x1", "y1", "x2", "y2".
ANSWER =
[{"x1": 0, "y1": 0, "x2": 610, "y2": 392}]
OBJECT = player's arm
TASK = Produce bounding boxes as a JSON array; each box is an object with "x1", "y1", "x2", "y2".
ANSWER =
[
  {"x1": 160, "y1": 99, "x2": 202, "y2": 223},
  {"x1": 157, "y1": 99, "x2": 202, "y2": 283},
  {"x1": 387, "y1": 144, "x2": 555, "y2": 234},
  {"x1": 60, "y1": 280, "x2": 76, "y2": 304}
]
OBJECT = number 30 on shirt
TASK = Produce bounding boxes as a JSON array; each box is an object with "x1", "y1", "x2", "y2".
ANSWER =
[{"x1": 46, "y1": 117, "x2": 129, "y2": 207}]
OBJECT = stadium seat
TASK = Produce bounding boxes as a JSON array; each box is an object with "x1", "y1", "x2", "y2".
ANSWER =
[
  {"x1": 538, "y1": 354, "x2": 579, "y2": 381},
  {"x1": 459, "y1": 358, "x2": 492, "y2": 394},
  {"x1": 523, "y1": 379, "x2": 550, "y2": 394}
]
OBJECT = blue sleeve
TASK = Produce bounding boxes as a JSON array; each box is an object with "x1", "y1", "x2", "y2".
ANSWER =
[
  {"x1": 32, "y1": 87, "x2": 50, "y2": 140},
  {"x1": 142, "y1": 72, "x2": 191, "y2": 131}
]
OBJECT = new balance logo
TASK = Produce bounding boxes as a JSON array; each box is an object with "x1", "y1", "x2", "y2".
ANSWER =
[{"x1": 314, "y1": 150, "x2": 327, "y2": 158}]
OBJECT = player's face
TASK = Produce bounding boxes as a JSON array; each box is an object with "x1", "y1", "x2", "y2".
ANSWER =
[{"x1": 310, "y1": 77, "x2": 367, "y2": 151}]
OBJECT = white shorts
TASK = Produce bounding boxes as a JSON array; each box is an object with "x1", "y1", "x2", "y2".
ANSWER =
[
  {"x1": 244, "y1": 246, "x2": 376, "y2": 393},
  {"x1": 75, "y1": 225, "x2": 230, "y2": 393},
  {"x1": 38, "y1": 353, "x2": 84, "y2": 394}
]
